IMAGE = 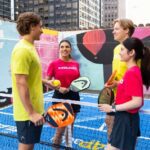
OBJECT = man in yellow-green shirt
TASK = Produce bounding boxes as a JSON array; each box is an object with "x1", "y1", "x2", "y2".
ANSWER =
[
  {"x1": 105, "y1": 19, "x2": 135, "y2": 142},
  {"x1": 11, "y1": 12, "x2": 45, "y2": 150}
]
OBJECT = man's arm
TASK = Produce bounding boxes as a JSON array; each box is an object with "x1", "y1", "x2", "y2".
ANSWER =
[{"x1": 15, "y1": 74, "x2": 45, "y2": 126}]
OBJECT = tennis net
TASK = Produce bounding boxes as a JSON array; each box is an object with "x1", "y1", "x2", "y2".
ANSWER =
[{"x1": 0, "y1": 92, "x2": 150, "y2": 150}]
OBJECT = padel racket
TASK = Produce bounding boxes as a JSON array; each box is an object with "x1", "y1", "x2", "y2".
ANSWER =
[
  {"x1": 106, "y1": 70, "x2": 117, "y2": 85},
  {"x1": 97, "y1": 71, "x2": 116, "y2": 104},
  {"x1": 70, "y1": 76, "x2": 90, "y2": 92},
  {"x1": 98, "y1": 87, "x2": 114, "y2": 105},
  {"x1": 43, "y1": 102, "x2": 74, "y2": 128}
]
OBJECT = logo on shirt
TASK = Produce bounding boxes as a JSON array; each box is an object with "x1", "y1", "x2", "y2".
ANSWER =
[
  {"x1": 119, "y1": 79, "x2": 124, "y2": 84},
  {"x1": 58, "y1": 66, "x2": 77, "y2": 70}
]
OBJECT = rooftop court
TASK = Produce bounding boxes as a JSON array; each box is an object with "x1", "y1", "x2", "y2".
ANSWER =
[{"x1": 0, "y1": 91, "x2": 150, "y2": 150}]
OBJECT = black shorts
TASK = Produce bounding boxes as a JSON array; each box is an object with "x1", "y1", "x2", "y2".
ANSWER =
[
  {"x1": 52, "y1": 90, "x2": 81, "y2": 113},
  {"x1": 109, "y1": 111, "x2": 140, "y2": 150},
  {"x1": 16, "y1": 121, "x2": 43, "y2": 144}
]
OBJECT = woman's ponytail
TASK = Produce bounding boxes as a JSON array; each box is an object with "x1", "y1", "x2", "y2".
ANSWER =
[{"x1": 141, "y1": 46, "x2": 150, "y2": 89}]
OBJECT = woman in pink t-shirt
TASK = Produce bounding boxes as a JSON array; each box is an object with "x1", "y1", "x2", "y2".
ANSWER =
[
  {"x1": 44, "y1": 40, "x2": 80, "y2": 148},
  {"x1": 99, "y1": 37, "x2": 150, "y2": 150}
]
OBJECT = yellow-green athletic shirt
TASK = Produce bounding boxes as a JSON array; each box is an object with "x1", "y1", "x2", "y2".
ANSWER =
[
  {"x1": 11, "y1": 39, "x2": 44, "y2": 121},
  {"x1": 112, "y1": 44, "x2": 127, "y2": 81},
  {"x1": 112, "y1": 44, "x2": 127, "y2": 95}
]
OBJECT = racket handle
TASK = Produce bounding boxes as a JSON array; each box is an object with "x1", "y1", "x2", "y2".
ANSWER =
[
  {"x1": 42, "y1": 113, "x2": 47, "y2": 121},
  {"x1": 106, "y1": 70, "x2": 117, "y2": 85}
]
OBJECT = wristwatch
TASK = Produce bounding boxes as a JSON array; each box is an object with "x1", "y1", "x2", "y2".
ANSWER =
[{"x1": 111, "y1": 104, "x2": 117, "y2": 112}]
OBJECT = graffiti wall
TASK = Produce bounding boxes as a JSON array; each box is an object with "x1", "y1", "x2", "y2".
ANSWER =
[
  {"x1": 0, "y1": 20, "x2": 19, "y2": 93},
  {"x1": 59, "y1": 27, "x2": 150, "y2": 92},
  {"x1": 35, "y1": 28, "x2": 59, "y2": 78},
  {"x1": 0, "y1": 20, "x2": 150, "y2": 96},
  {"x1": 0, "y1": 21, "x2": 60, "y2": 106}
]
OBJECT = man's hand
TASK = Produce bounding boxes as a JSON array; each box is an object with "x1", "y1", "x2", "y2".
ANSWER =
[
  {"x1": 104, "y1": 80, "x2": 118, "y2": 88},
  {"x1": 29, "y1": 111, "x2": 45, "y2": 126}
]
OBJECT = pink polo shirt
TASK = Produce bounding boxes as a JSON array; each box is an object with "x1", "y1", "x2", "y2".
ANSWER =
[
  {"x1": 47, "y1": 59, "x2": 80, "y2": 88},
  {"x1": 115, "y1": 66, "x2": 143, "y2": 113}
]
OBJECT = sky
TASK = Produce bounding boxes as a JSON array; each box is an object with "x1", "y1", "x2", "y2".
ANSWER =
[{"x1": 126, "y1": 0, "x2": 150, "y2": 25}]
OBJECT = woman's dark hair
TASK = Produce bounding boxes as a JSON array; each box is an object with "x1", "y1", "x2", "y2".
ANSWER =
[
  {"x1": 59, "y1": 39, "x2": 72, "y2": 48},
  {"x1": 123, "y1": 37, "x2": 150, "y2": 89},
  {"x1": 59, "y1": 40, "x2": 72, "y2": 58},
  {"x1": 17, "y1": 12, "x2": 41, "y2": 36}
]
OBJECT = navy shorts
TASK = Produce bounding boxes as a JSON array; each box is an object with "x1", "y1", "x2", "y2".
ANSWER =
[
  {"x1": 109, "y1": 111, "x2": 140, "y2": 150},
  {"x1": 52, "y1": 90, "x2": 81, "y2": 113},
  {"x1": 16, "y1": 121, "x2": 43, "y2": 144}
]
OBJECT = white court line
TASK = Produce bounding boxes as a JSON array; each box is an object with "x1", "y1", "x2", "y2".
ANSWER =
[
  {"x1": 0, "y1": 121, "x2": 149, "y2": 141},
  {"x1": 75, "y1": 116, "x2": 105, "y2": 123},
  {"x1": 98, "y1": 123, "x2": 106, "y2": 131},
  {"x1": 0, "y1": 105, "x2": 12, "y2": 110},
  {"x1": 0, "y1": 111, "x2": 13, "y2": 116},
  {"x1": 0, "y1": 115, "x2": 149, "y2": 141},
  {"x1": 138, "y1": 136, "x2": 150, "y2": 140},
  {"x1": 0, "y1": 123, "x2": 17, "y2": 132},
  {"x1": 0, "y1": 93, "x2": 12, "y2": 97},
  {"x1": 74, "y1": 124, "x2": 106, "y2": 132},
  {"x1": 74, "y1": 125, "x2": 150, "y2": 140}
]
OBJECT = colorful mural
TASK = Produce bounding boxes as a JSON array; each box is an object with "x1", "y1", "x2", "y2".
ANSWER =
[
  {"x1": 0, "y1": 20, "x2": 19, "y2": 92},
  {"x1": 59, "y1": 27, "x2": 150, "y2": 92},
  {"x1": 35, "y1": 28, "x2": 59, "y2": 78},
  {"x1": 0, "y1": 21, "x2": 150, "y2": 97},
  {"x1": 0, "y1": 21, "x2": 60, "y2": 107}
]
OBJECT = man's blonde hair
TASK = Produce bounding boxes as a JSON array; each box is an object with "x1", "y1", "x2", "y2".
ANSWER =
[{"x1": 114, "y1": 19, "x2": 135, "y2": 37}]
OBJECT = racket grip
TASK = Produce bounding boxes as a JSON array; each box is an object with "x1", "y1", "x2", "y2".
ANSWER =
[{"x1": 42, "y1": 113, "x2": 47, "y2": 120}]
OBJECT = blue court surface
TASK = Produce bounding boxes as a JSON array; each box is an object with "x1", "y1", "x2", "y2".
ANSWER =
[{"x1": 0, "y1": 92, "x2": 150, "y2": 150}]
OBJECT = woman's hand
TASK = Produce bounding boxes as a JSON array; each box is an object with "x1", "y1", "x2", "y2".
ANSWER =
[
  {"x1": 58, "y1": 87, "x2": 69, "y2": 94},
  {"x1": 98, "y1": 104, "x2": 112, "y2": 113},
  {"x1": 43, "y1": 79, "x2": 60, "y2": 90}
]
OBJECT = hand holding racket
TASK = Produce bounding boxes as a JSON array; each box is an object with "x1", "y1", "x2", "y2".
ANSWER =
[{"x1": 43, "y1": 103, "x2": 74, "y2": 128}]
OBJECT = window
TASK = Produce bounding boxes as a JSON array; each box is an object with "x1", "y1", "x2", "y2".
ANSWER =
[
  {"x1": 72, "y1": 2, "x2": 78, "y2": 9},
  {"x1": 66, "y1": 3, "x2": 71, "y2": 8},
  {"x1": 49, "y1": 5, "x2": 54, "y2": 11},
  {"x1": 39, "y1": 8, "x2": 44, "y2": 13},
  {"x1": 39, "y1": 0, "x2": 44, "y2": 4},
  {"x1": 67, "y1": 11, "x2": 71, "y2": 15},
  {"x1": 49, "y1": 13, "x2": 54, "y2": 17},
  {"x1": 34, "y1": 0, "x2": 39, "y2": 5}
]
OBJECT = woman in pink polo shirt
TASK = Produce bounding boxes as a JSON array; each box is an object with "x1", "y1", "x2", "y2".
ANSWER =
[
  {"x1": 45, "y1": 39, "x2": 80, "y2": 148},
  {"x1": 99, "y1": 37, "x2": 150, "y2": 150}
]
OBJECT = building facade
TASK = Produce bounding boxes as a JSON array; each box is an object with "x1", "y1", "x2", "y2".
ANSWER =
[
  {"x1": 14, "y1": 0, "x2": 100, "y2": 30},
  {"x1": 0, "y1": 0, "x2": 119, "y2": 29},
  {"x1": 0, "y1": 0, "x2": 11, "y2": 20},
  {"x1": 118, "y1": 0, "x2": 126, "y2": 19},
  {"x1": 101, "y1": 0, "x2": 118, "y2": 28}
]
